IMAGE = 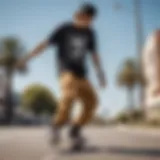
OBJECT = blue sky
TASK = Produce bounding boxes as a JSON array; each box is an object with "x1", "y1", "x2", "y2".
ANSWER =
[{"x1": 0, "y1": 0, "x2": 160, "y2": 116}]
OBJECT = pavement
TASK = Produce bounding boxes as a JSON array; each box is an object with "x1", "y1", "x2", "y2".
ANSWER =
[{"x1": 0, "y1": 126, "x2": 160, "y2": 160}]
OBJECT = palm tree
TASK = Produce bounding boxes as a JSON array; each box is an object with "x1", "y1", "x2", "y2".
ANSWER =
[
  {"x1": 117, "y1": 59, "x2": 139, "y2": 110},
  {"x1": 0, "y1": 37, "x2": 26, "y2": 124}
]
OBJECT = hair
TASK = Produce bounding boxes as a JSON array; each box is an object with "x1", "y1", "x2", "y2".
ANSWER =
[{"x1": 79, "y1": 3, "x2": 97, "y2": 18}]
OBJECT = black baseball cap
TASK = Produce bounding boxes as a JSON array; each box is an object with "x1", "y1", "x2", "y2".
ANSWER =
[{"x1": 78, "y1": 3, "x2": 97, "y2": 18}]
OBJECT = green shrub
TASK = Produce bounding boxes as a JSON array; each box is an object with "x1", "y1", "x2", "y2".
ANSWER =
[{"x1": 21, "y1": 84, "x2": 57, "y2": 116}]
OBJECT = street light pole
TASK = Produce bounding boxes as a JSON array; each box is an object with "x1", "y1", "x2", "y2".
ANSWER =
[
  {"x1": 113, "y1": 0, "x2": 144, "y2": 111},
  {"x1": 133, "y1": 0, "x2": 145, "y2": 112},
  {"x1": 134, "y1": 0, "x2": 143, "y2": 54}
]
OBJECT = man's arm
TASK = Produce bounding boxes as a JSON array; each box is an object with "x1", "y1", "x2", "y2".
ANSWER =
[
  {"x1": 24, "y1": 40, "x2": 49, "y2": 62},
  {"x1": 16, "y1": 24, "x2": 64, "y2": 68},
  {"x1": 16, "y1": 40, "x2": 49, "y2": 68},
  {"x1": 91, "y1": 53, "x2": 106, "y2": 88},
  {"x1": 88, "y1": 30, "x2": 106, "y2": 87}
]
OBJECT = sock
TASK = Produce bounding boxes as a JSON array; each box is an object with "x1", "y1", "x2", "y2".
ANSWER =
[{"x1": 69, "y1": 124, "x2": 81, "y2": 139}]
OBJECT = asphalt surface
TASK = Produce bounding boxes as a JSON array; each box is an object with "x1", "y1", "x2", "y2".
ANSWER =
[{"x1": 0, "y1": 126, "x2": 160, "y2": 160}]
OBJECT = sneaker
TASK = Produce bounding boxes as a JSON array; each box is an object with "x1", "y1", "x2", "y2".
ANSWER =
[
  {"x1": 50, "y1": 126, "x2": 61, "y2": 146},
  {"x1": 70, "y1": 136, "x2": 86, "y2": 151}
]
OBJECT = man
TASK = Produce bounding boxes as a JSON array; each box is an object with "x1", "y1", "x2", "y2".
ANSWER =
[{"x1": 17, "y1": 3, "x2": 106, "y2": 150}]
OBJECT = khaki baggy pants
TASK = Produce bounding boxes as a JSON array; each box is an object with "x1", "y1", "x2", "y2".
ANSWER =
[{"x1": 54, "y1": 72, "x2": 98, "y2": 126}]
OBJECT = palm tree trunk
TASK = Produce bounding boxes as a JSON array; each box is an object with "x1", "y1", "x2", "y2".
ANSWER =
[
  {"x1": 3, "y1": 71, "x2": 13, "y2": 125},
  {"x1": 3, "y1": 88, "x2": 13, "y2": 124},
  {"x1": 127, "y1": 87, "x2": 134, "y2": 111}
]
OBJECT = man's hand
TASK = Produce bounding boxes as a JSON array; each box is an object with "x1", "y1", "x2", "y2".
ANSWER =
[
  {"x1": 15, "y1": 40, "x2": 49, "y2": 70},
  {"x1": 91, "y1": 53, "x2": 107, "y2": 88},
  {"x1": 15, "y1": 58, "x2": 27, "y2": 70}
]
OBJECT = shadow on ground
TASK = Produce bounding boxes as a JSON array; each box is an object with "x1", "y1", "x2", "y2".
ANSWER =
[{"x1": 60, "y1": 146, "x2": 160, "y2": 157}]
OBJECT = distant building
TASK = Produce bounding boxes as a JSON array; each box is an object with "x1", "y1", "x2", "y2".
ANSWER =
[{"x1": 142, "y1": 30, "x2": 160, "y2": 120}]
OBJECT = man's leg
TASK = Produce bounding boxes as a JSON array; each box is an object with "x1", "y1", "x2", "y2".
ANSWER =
[
  {"x1": 51, "y1": 72, "x2": 77, "y2": 144},
  {"x1": 51, "y1": 97, "x2": 74, "y2": 145},
  {"x1": 69, "y1": 79, "x2": 98, "y2": 149}
]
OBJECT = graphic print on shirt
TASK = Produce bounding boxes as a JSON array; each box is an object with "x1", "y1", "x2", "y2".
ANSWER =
[{"x1": 66, "y1": 34, "x2": 88, "y2": 61}]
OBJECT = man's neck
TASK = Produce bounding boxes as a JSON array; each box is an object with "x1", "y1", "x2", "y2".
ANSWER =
[{"x1": 73, "y1": 20, "x2": 89, "y2": 29}]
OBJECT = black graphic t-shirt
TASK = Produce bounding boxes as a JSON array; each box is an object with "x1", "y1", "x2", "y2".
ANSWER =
[{"x1": 48, "y1": 22, "x2": 97, "y2": 78}]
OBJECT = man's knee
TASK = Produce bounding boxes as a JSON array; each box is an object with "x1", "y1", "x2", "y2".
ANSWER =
[
  {"x1": 54, "y1": 107, "x2": 69, "y2": 126},
  {"x1": 54, "y1": 95, "x2": 74, "y2": 125},
  {"x1": 85, "y1": 96, "x2": 98, "y2": 123},
  {"x1": 76, "y1": 97, "x2": 98, "y2": 126}
]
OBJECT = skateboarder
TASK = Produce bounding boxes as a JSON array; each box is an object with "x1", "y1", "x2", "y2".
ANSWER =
[{"x1": 17, "y1": 3, "x2": 106, "y2": 150}]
